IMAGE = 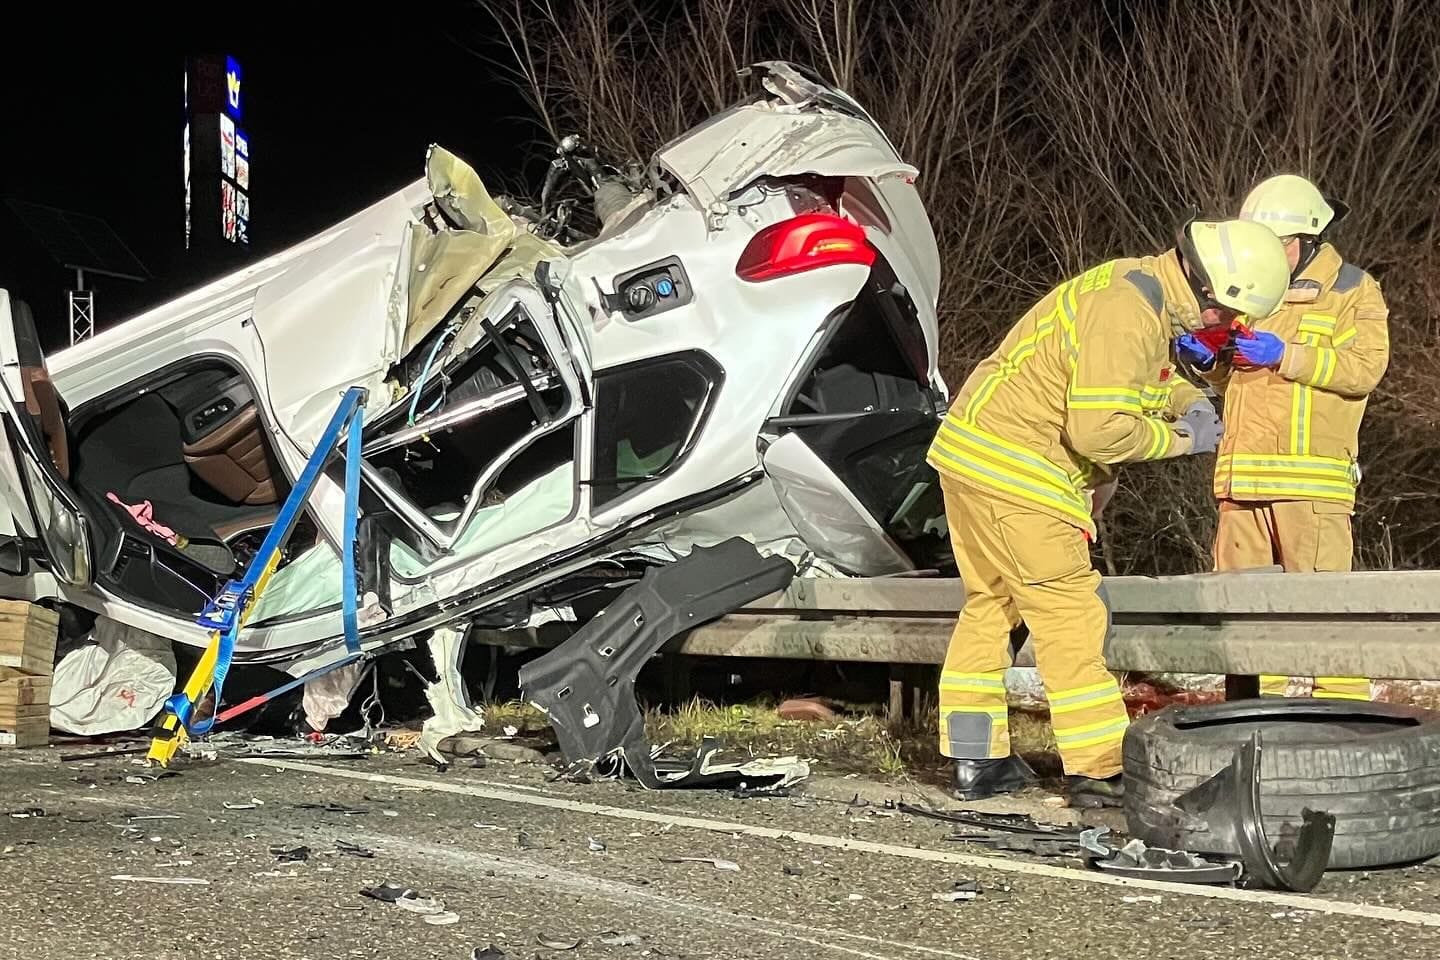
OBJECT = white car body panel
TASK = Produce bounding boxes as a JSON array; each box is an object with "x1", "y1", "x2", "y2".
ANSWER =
[
  {"x1": 761, "y1": 432, "x2": 913, "y2": 576},
  {"x1": 653, "y1": 104, "x2": 918, "y2": 213},
  {"x1": 248, "y1": 186, "x2": 422, "y2": 449},
  {"x1": 560, "y1": 193, "x2": 873, "y2": 531}
]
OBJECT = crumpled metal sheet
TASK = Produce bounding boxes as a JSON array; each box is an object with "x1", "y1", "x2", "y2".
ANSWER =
[
  {"x1": 403, "y1": 146, "x2": 562, "y2": 355},
  {"x1": 654, "y1": 106, "x2": 916, "y2": 215},
  {"x1": 1170, "y1": 731, "x2": 1335, "y2": 892},
  {"x1": 1080, "y1": 829, "x2": 1242, "y2": 885},
  {"x1": 426, "y1": 144, "x2": 515, "y2": 237},
  {"x1": 646, "y1": 737, "x2": 809, "y2": 791}
]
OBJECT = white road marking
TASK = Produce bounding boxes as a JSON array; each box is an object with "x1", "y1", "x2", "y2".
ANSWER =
[
  {"x1": 243, "y1": 758, "x2": 1440, "y2": 928},
  {"x1": 367, "y1": 834, "x2": 979, "y2": 960}
]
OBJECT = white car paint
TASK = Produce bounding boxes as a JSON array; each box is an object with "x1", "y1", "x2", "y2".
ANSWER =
[{"x1": 761, "y1": 432, "x2": 913, "y2": 576}]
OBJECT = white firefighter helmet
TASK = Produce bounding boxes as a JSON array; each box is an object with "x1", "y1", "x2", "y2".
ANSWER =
[{"x1": 1239, "y1": 174, "x2": 1341, "y2": 238}]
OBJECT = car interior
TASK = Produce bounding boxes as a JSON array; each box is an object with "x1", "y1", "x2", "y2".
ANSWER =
[
  {"x1": 62, "y1": 359, "x2": 314, "y2": 615},
  {"x1": 772, "y1": 252, "x2": 950, "y2": 570}
]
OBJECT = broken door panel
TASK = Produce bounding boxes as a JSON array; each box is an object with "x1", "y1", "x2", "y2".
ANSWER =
[
  {"x1": 360, "y1": 281, "x2": 585, "y2": 558},
  {"x1": 518, "y1": 537, "x2": 794, "y2": 787},
  {"x1": 0, "y1": 290, "x2": 93, "y2": 586}
]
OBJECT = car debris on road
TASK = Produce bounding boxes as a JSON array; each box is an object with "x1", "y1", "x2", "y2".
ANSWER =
[
  {"x1": 1080, "y1": 829, "x2": 1241, "y2": 886},
  {"x1": 4, "y1": 54, "x2": 1440, "y2": 952}
]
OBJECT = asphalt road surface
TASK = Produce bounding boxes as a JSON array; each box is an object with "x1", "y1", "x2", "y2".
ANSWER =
[{"x1": 2, "y1": 746, "x2": 1437, "y2": 960}]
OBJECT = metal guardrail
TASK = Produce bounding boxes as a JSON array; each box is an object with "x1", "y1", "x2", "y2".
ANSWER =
[{"x1": 671, "y1": 571, "x2": 1440, "y2": 680}]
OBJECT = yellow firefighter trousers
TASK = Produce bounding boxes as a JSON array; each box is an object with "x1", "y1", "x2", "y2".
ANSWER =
[
  {"x1": 1214, "y1": 499, "x2": 1370, "y2": 701},
  {"x1": 938, "y1": 478, "x2": 1129, "y2": 779}
]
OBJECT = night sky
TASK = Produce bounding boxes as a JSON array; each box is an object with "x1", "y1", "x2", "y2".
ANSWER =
[{"x1": 0, "y1": 3, "x2": 536, "y2": 349}]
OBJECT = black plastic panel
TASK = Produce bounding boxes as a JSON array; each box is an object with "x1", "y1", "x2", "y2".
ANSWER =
[
  {"x1": 611, "y1": 256, "x2": 693, "y2": 322},
  {"x1": 517, "y1": 537, "x2": 795, "y2": 787}
]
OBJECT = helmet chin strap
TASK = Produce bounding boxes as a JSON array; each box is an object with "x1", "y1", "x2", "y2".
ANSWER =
[{"x1": 1172, "y1": 240, "x2": 1212, "y2": 333}]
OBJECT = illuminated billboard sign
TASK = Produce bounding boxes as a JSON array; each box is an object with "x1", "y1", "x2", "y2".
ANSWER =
[
  {"x1": 183, "y1": 69, "x2": 191, "y2": 249},
  {"x1": 184, "y1": 54, "x2": 249, "y2": 249},
  {"x1": 220, "y1": 114, "x2": 236, "y2": 179},
  {"x1": 236, "y1": 129, "x2": 249, "y2": 190},
  {"x1": 225, "y1": 56, "x2": 242, "y2": 120}
]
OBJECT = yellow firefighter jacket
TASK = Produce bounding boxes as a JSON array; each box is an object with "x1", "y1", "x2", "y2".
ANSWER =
[
  {"x1": 1203, "y1": 244, "x2": 1389, "y2": 511},
  {"x1": 926, "y1": 253, "x2": 1205, "y2": 537}
]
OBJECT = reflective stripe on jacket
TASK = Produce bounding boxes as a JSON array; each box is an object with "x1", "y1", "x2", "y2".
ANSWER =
[
  {"x1": 927, "y1": 253, "x2": 1200, "y2": 536},
  {"x1": 1203, "y1": 244, "x2": 1389, "y2": 509}
]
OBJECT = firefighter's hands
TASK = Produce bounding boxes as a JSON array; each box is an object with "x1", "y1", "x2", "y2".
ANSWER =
[
  {"x1": 1175, "y1": 332, "x2": 1217, "y2": 371},
  {"x1": 1233, "y1": 330, "x2": 1286, "y2": 369},
  {"x1": 1175, "y1": 399, "x2": 1223, "y2": 454},
  {"x1": 1087, "y1": 476, "x2": 1118, "y2": 522}
]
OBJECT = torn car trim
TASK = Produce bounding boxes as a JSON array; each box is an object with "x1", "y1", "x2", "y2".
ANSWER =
[
  {"x1": 517, "y1": 537, "x2": 794, "y2": 788},
  {"x1": 1171, "y1": 732, "x2": 1336, "y2": 893}
]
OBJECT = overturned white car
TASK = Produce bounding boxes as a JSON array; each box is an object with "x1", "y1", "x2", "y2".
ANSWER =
[{"x1": 0, "y1": 63, "x2": 945, "y2": 684}]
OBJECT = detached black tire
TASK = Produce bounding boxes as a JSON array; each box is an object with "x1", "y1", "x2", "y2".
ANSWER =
[{"x1": 1123, "y1": 698, "x2": 1440, "y2": 870}]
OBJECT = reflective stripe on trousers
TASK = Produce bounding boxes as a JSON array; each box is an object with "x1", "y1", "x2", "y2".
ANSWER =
[
  {"x1": 937, "y1": 478, "x2": 1128, "y2": 778},
  {"x1": 1214, "y1": 499, "x2": 1371, "y2": 702}
]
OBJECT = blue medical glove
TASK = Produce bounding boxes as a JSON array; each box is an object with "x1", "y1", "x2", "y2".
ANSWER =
[
  {"x1": 1233, "y1": 330, "x2": 1286, "y2": 369},
  {"x1": 1175, "y1": 333, "x2": 1217, "y2": 371}
]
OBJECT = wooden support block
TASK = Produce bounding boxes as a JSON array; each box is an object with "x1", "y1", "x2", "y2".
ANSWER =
[
  {"x1": 0, "y1": 701, "x2": 49, "y2": 721},
  {"x1": 0, "y1": 670, "x2": 51, "y2": 708},
  {"x1": 0, "y1": 601, "x2": 60, "y2": 676},
  {"x1": 0, "y1": 716, "x2": 48, "y2": 748},
  {"x1": 887, "y1": 678, "x2": 904, "y2": 724}
]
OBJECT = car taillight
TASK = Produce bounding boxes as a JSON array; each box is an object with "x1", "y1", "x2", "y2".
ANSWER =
[{"x1": 735, "y1": 213, "x2": 875, "y2": 282}]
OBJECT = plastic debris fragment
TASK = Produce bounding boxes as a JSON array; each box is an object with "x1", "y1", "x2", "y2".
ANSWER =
[{"x1": 658, "y1": 856, "x2": 739, "y2": 871}]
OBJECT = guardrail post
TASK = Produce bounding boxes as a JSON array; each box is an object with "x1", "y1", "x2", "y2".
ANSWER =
[{"x1": 1226, "y1": 674, "x2": 1261, "y2": 700}]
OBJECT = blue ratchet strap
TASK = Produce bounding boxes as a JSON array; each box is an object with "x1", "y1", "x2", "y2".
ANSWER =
[
  {"x1": 175, "y1": 386, "x2": 368, "y2": 737},
  {"x1": 341, "y1": 403, "x2": 363, "y2": 653}
]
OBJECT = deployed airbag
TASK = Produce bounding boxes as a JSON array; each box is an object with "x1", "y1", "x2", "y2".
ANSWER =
[{"x1": 248, "y1": 462, "x2": 576, "y2": 622}]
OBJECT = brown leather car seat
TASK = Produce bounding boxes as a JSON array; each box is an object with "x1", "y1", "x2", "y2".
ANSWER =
[
  {"x1": 8, "y1": 299, "x2": 70, "y2": 480},
  {"x1": 21, "y1": 366, "x2": 69, "y2": 480},
  {"x1": 181, "y1": 403, "x2": 278, "y2": 505}
]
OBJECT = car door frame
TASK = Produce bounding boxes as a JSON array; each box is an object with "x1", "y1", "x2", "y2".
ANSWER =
[
  {"x1": 354, "y1": 278, "x2": 591, "y2": 567},
  {"x1": 0, "y1": 289, "x2": 96, "y2": 588}
]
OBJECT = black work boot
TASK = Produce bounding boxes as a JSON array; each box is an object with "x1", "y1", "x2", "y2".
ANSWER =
[
  {"x1": 1068, "y1": 774, "x2": 1125, "y2": 809},
  {"x1": 949, "y1": 755, "x2": 1037, "y2": 801}
]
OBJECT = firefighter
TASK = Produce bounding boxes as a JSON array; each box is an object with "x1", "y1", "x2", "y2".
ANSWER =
[
  {"x1": 928, "y1": 219, "x2": 1290, "y2": 807},
  {"x1": 1178, "y1": 174, "x2": 1391, "y2": 701}
]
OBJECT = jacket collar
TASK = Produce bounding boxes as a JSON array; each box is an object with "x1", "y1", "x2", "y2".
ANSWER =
[
  {"x1": 1284, "y1": 242, "x2": 1343, "y2": 304},
  {"x1": 1153, "y1": 248, "x2": 1203, "y2": 333}
]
